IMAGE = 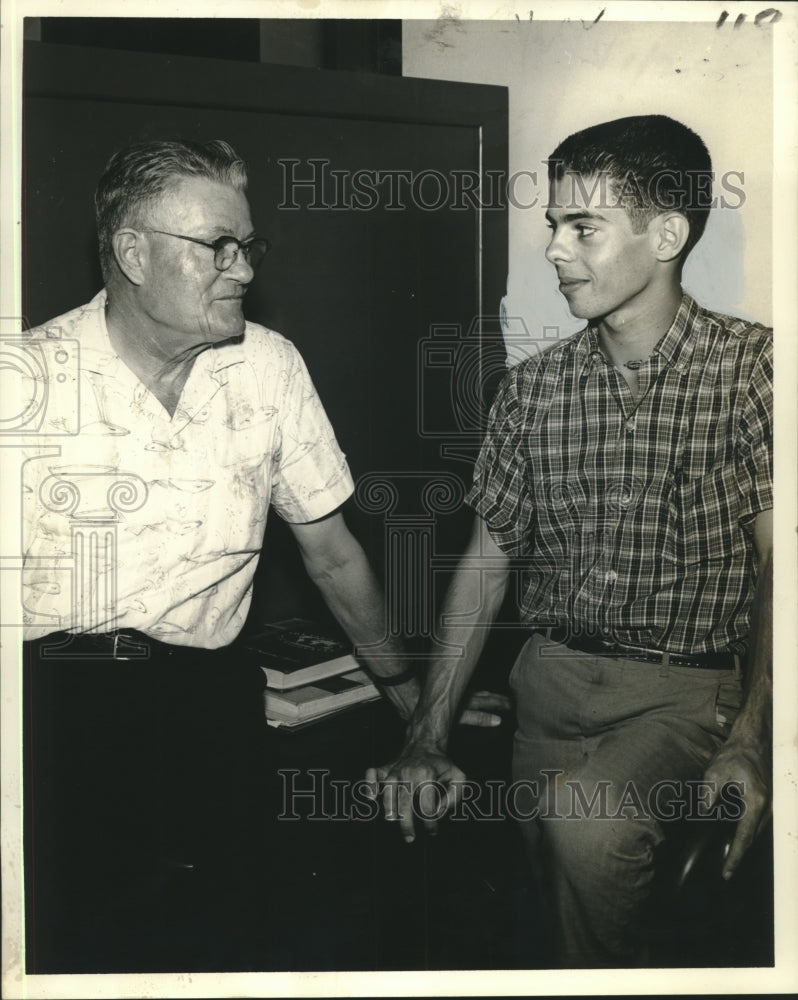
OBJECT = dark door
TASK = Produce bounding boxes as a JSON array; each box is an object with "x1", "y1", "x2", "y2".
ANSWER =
[{"x1": 23, "y1": 41, "x2": 508, "y2": 635}]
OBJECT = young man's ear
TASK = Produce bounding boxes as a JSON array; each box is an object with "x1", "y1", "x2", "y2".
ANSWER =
[
  {"x1": 111, "y1": 229, "x2": 148, "y2": 286},
  {"x1": 650, "y1": 212, "x2": 690, "y2": 263}
]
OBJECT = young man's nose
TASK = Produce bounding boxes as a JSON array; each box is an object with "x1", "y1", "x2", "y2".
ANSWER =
[{"x1": 545, "y1": 230, "x2": 574, "y2": 265}]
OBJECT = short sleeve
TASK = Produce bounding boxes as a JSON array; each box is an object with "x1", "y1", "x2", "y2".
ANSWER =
[
  {"x1": 465, "y1": 366, "x2": 534, "y2": 555},
  {"x1": 736, "y1": 336, "x2": 773, "y2": 525},
  {"x1": 269, "y1": 343, "x2": 354, "y2": 523}
]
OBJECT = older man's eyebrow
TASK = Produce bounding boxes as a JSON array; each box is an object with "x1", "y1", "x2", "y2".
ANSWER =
[{"x1": 205, "y1": 225, "x2": 257, "y2": 239}]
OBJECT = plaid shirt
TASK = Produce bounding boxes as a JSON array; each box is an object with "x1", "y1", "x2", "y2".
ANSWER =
[{"x1": 466, "y1": 294, "x2": 772, "y2": 654}]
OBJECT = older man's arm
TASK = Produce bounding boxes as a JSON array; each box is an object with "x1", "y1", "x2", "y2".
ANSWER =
[
  {"x1": 704, "y1": 507, "x2": 773, "y2": 879},
  {"x1": 288, "y1": 510, "x2": 509, "y2": 725}
]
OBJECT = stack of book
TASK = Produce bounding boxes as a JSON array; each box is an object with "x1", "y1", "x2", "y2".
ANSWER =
[{"x1": 240, "y1": 618, "x2": 381, "y2": 729}]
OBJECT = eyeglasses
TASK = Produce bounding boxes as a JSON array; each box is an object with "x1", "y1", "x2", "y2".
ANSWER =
[{"x1": 139, "y1": 230, "x2": 271, "y2": 272}]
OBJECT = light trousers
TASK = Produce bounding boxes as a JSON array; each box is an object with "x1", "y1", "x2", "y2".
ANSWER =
[{"x1": 510, "y1": 632, "x2": 743, "y2": 968}]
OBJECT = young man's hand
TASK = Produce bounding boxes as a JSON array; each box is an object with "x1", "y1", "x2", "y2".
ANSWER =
[{"x1": 704, "y1": 510, "x2": 773, "y2": 879}]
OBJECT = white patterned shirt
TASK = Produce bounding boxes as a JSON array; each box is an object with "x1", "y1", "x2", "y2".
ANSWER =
[{"x1": 22, "y1": 290, "x2": 354, "y2": 647}]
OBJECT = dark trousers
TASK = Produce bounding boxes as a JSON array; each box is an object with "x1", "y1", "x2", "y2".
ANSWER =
[{"x1": 23, "y1": 632, "x2": 273, "y2": 973}]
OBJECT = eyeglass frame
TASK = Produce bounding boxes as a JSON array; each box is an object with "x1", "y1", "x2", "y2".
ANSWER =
[{"x1": 137, "y1": 229, "x2": 272, "y2": 272}]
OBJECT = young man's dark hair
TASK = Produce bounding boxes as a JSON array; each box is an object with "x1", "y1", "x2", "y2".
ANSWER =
[{"x1": 547, "y1": 114, "x2": 713, "y2": 256}]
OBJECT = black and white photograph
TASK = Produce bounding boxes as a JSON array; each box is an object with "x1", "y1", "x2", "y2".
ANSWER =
[{"x1": 1, "y1": 1, "x2": 796, "y2": 996}]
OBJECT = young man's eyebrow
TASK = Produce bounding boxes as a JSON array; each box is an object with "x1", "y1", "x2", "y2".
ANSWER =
[{"x1": 544, "y1": 210, "x2": 608, "y2": 225}]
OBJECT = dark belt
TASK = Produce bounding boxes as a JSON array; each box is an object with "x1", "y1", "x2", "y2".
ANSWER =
[
  {"x1": 30, "y1": 629, "x2": 171, "y2": 661},
  {"x1": 539, "y1": 627, "x2": 741, "y2": 671}
]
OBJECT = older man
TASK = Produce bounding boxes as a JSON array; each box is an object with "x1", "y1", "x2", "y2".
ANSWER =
[
  {"x1": 22, "y1": 138, "x2": 438, "y2": 971},
  {"x1": 372, "y1": 116, "x2": 773, "y2": 968}
]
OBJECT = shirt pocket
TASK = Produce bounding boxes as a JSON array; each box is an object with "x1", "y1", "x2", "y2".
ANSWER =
[
  {"x1": 663, "y1": 466, "x2": 740, "y2": 569},
  {"x1": 213, "y1": 413, "x2": 278, "y2": 547},
  {"x1": 214, "y1": 408, "x2": 278, "y2": 468}
]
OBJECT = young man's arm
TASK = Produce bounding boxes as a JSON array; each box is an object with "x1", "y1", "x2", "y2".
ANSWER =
[
  {"x1": 704, "y1": 507, "x2": 772, "y2": 878},
  {"x1": 365, "y1": 515, "x2": 511, "y2": 842},
  {"x1": 288, "y1": 510, "x2": 509, "y2": 725}
]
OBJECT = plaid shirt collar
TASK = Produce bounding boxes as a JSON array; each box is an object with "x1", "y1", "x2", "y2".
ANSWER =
[{"x1": 575, "y1": 292, "x2": 701, "y2": 377}]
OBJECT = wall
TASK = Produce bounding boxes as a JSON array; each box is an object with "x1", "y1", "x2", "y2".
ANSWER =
[{"x1": 404, "y1": 17, "x2": 773, "y2": 361}]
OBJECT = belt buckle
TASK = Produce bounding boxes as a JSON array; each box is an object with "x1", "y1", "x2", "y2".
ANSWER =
[
  {"x1": 112, "y1": 632, "x2": 129, "y2": 661},
  {"x1": 110, "y1": 630, "x2": 149, "y2": 661},
  {"x1": 597, "y1": 638, "x2": 639, "y2": 658},
  {"x1": 612, "y1": 642, "x2": 664, "y2": 664}
]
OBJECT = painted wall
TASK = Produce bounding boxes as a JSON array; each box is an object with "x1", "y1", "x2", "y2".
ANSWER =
[{"x1": 404, "y1": 17, "x2": 773, "y2": 362}]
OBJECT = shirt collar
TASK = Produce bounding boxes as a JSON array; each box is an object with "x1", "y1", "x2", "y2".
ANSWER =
[
  {"x1": 575, "y1": 326, "x2": 605, "y2": 376},
  {"x1": 652, "y1": 292, "x2": 700, "y2": 373},
  {"x1": 576, "y1": 291, "x2": 699, "y2": 377},
  {"x1": 80, "y1": 288, "x2": 247, "y2": 377}
]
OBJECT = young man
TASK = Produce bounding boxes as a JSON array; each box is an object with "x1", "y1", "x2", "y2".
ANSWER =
[{"x1": 370, "y1": 115, "x2": 773, "y2": 967}]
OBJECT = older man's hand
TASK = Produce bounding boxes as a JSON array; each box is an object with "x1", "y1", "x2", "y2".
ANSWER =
[
  {"x1": 457, "y1": 689, "x2": 512, "y2": 727},
  {"x1": 365, "y1": 743, "x2": 466, "y2": 843}
]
